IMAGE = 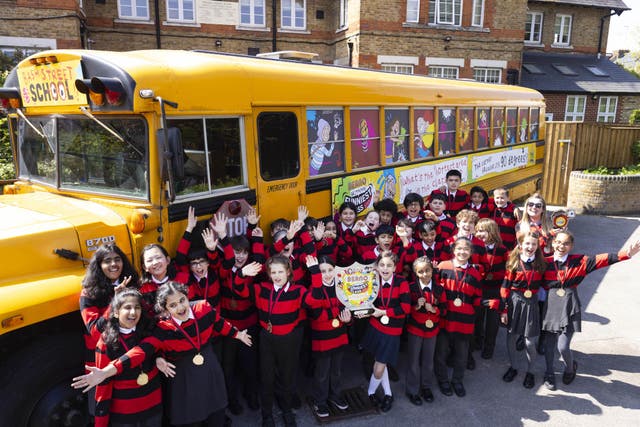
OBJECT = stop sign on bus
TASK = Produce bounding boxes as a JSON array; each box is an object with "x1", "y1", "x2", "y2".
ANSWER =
[{"x1": 211, "y1": 199, "x2": 252, "y2": 238}]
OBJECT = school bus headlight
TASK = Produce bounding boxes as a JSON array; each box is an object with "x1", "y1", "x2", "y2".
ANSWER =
[
  {"x1": 0, "y1": 88, "x2": 22, "y2": 110},
  {"x1": 129, "y1": 209, "x2": 151, "y2": 234},
  {"x1": 91, "y1": 77, "x2": 126, "y2": 106},
  {"x1": 75, "y1": 79, "x2": 104, "y2": 106}
]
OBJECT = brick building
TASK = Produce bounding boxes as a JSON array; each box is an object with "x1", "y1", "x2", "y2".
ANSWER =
[{"x1": 1, "y1": 0, "x2": 639, "y2": 122}]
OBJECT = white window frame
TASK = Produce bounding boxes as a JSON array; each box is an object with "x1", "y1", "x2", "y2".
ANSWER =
[
  {"x1": 429, "y1": 66, "x2": 459, "y2": 79},
  {"x1": 525, "y1": 12, "x2": 543, "y2": 44},
  {"x1": 429, "y1": 0, "x2": 462, "y2": 26},
  {"x1": 471, "y1": 0, "x2": 484, "y2": 27},
  {"x1": 473, "y1": 67, "x2": 501, "y2": 83},
  {"x1": 338, "y1": 0, "x2": 348, "y2": 29},
  {"x1": 166, "y1": 0, "x2": 195, "y2": 23},
  {"x1": 545, "y1": 113, "x2": 554, "y2": 121},
  {"x1": 281, "y1": 0, "x2": 306, "y2": 30},
  {"x1": 564, "y1": 95, "x2": 586, "y2": 122},
  {"x1": 118, "y1": 0, "x2": 150, "y2": 20},
  {"x1": 597, "y1": 96, "x2": 618, "y2": 123},
  {"x1": 554, "y1": 14, "x2": 572, "y2": 46},
  {"x1": 239, "y1": 0, "x2": 266, "y2": 27},
  {"x1": 381, "y1": 64, "x2": 414, "y2": 74},
  {"x1": 407, "y1": 0, "x2": 420, "y2": 23}
]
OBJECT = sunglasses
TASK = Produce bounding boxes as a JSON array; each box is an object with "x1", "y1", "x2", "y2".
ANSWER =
[{"x1": 527, "y1": 202, "x2": 543, "y2": 209}]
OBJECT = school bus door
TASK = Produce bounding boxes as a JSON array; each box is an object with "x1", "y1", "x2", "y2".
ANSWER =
[{"x1": 253, "y1": 107, "x2": 306, "y2": 227}]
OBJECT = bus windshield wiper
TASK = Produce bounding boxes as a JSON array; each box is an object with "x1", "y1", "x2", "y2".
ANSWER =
[
  {"x1": 79, "y1": 106, "x2": 143, "y2": 157},
  {"x1": 15, "y1": 109, "x2": 46, "y2": 139}
]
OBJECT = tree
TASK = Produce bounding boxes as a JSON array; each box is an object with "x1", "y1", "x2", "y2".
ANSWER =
[{"x1": 0, "y1": 51, "x2": 21, "y2": 180}]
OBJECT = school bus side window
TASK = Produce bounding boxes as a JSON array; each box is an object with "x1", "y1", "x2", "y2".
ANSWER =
[
  {"x1": 257, "y1": 112, "x2": 300, "y2": 180},
  {"x1": 168, "y1": 117, "x2": 246, "y2": 196}
]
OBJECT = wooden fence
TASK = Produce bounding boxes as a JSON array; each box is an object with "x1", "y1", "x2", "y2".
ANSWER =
[{"x1": 541, "y1": 122, "x2": 640, "y2": 205}]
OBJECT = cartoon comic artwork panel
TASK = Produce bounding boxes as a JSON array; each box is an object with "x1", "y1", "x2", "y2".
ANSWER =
[
  {"x1": 458, "y1": 108, "x2": 474, "y2": 153},
  {"x1": 438, "y1": 107, "x2": 456, "y2": 155},
  {"x1": 350, "y1": 109, "x2": 380, "y2": 169},
  {"x1": 518, "y1": 108, "x2": 529, "y2": 143},
  {"x1": 414, "y1": 108, "x2": 435, "y2": 160},
  {"x1": 306, "y1": 108, "x2": 345, "y2": 176},
  {"x1": 384, "y1": 109, "x2": 409, "y2": 164},
  {"x1": 506, "y1": 108, "x2": 517, "y2": 145},
  {"x1": 492, "y1": 107, "x2": 504, "y2": 147},
  {"x1": 477, "y1": 107, "x2": 490, "y2": 149}
]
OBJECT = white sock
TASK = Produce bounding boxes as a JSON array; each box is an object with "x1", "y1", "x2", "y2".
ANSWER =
[
  {"x1": 381, "y1": 367, "x2": 392, "y2": 396},
  {"x1": 368, "y1": 373, "x2": 382, "y2": 395}
]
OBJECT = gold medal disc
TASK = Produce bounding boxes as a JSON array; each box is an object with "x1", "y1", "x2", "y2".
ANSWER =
[
  {"x1": 331, "y1": 318, "x2": 340, "y2": 328},
  {"x1": 556, "y1": 288, "x2": 566, "y2": 297},
  {"x1": 453, "y1": 298, "x2": 462, "y2": 307},
  {"x1": 380, "y1": 315, "x2": 390, "y2": 325},
  {"x1": 136, "y1": 372, "x2": 149, "y2": 386},
  {"x1": 425, "y1": 319, "x2": 434, "y2": 328},
  {"x1": 524, "y1": 290, "x2": 533, "y2": 298},
  {"x1": 267, "y1": 321, "x2": 273, "y2": 333},
  {"x1": 192, "y1": 353, "x2": 204, "y2": 366}
]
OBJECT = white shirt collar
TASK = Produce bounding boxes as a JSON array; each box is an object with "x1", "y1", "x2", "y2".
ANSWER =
[
  {"x1": 273, "y1": 282, "x2": 291, "y2": 293},
  {"x1": 152, "y1": 275, "x2": 170, "y2": 285},
  {"x1": 437, "y1": 213, "x2": 447, "y2": 221},
  {"x1": 421, "y1": 280, "x2": 432, "y2": 291},
  {"x1": 422, "y1": 241, "x2": 435, "y2": 250},
  {"x1": 453, "y1": 261, "x2": 469, "y2": 269},
  {"x1": 520, "y1": 254, "x2": 534, "y2": 263},
  {"x1": 119, "y1": 326, "x2": 136, "y2": 334},
  {"x1": 486, "y1": 243, "x2": 495, "y2": 250},
  {"x1": 172, "y1": 309, "x2": 195, "y2": 325},
  {"x1": 341, "y1": 222, "x2": 352, "y2": 231},
  {"x1": 554, "y1": 254, "x2": 569, "y2": 263}
]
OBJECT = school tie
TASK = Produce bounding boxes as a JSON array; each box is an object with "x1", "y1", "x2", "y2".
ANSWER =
[{"x1": 426, "y1": 247, "x2": 434, "y2": 260}]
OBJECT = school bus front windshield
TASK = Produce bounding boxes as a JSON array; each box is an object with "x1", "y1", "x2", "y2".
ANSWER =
[{"x1": 13, "y1": 115, "x2": 148, "y2": 199}]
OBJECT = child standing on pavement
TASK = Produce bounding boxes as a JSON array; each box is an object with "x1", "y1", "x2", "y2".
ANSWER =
[
  {"x1": 500, "y1": 231, "x2": 546, "y2": 389},
  {"x1": 541, "y1": 231, "x2": 640, "y2": 390}
]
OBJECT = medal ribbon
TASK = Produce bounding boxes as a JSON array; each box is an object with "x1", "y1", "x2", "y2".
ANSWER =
[
  {"x1": 553, "y1": 261, "x2": 568, "y2": 290},
  {"x1": 518, "y1": 260, "x2": 534, "y2": 292},
  {"x1": 379, "y1": 276, "x2": 395, "y2": 309},
  {"x1": 172, "y1": 316, "x2": 201, "y2": 353},
  {"x1": 321, "y1": 284, "x2": 337, "y2": 320},
  {"x1": 453, "y1": 265, "x2": 468, "y2": 302},
  {"x1": 268, "y1": 285, "x2": 286, "y2": 322}
]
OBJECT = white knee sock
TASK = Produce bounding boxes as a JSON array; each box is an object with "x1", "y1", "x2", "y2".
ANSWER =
[
  {"x1": 368, "y1": 373, "x2": 382, "y2": 395},
  {"x1": 381, "y1": 367, "x2": 392, "y2": 396}
]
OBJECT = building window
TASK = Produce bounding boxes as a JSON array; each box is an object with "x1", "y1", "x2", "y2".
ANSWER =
[
  {"x1": 554, "y1": 14, "x2": 572, "y2": 45},
  {"x1": 472, "y1": 0, "x2": 484, "y2": 27},
  {"x1": 282, "y1": 0, "x2": 306, "y2": 30},
  {"x1": 118, "y1": 0, "x2": 150, "y2": 20},
  {"x1": 381, "y1": 64, "x2": 414, "y2": 74},
  {"x1": 564, "y1": 95, "x2": 586, "y2": 121},
  {"x1": 407, "y1": 0, "x2": 420, "y2": 23},
  {"x1": 473, "y1": 68, "x2": 501, "y2": 83},
  {"x1": 525, "y1": 12, "x2": 543, "y2": 43},
  {"x1": 428, "y1": 66, "x2": 459, "y2": 79},
  {"x1": 428, "y1": 0, "x2": 462, "y2": 26},
  {"x1": 338, "y1": 0, "x2": 348, "y2": 29},
  {"x1": 167, "y1": 0, "x2": 195, "y2": 22},
  {"x1": 597, "y1": 96, "x2": 618, "y2": 123},
  {"x1": 239, "y1": 0, "x2": 265, "y2": 27}
]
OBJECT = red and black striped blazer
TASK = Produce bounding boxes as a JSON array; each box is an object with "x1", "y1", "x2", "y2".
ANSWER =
[
  {"x1": 489, "y1": 201, "x2": 518, "y2": 250},
  {"x1": 543, "y1": 251, "x2": 630, "y2": 290},
  {"x1": 430, "y1": 189, "x2": 470, "y2": 217},
  {"x1": 500, "y1": 260, "x2": 545, "y2": 303},
  {"x1": 406, "y1": 279, "x2": 445, "y2": 339},
  {"x1": 369, "y1": 274, "x2": 411, "y2": 336},
  {"x1": 436, "y1": 260, "x2": 483, "y2": 335}
]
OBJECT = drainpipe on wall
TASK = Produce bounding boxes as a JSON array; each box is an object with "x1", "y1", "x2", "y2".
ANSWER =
[
  {"x1": 598, "y1": 9, "x2": 624, "y2": 58},
  {"x1": 272, "y1": 0, "x2": 277, "y2": 52},
  {"x1": 154, "y1": 0, "x2": 162, "y2": 49}
]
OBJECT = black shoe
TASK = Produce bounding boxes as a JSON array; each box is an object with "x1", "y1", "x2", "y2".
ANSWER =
[
  {"x1": 523, "y1": 372, "x2": 535, "y2": 389},
  {"x1": 421, "y1": 388, "x2": 434, "y2": 403},
  {"x1": 388, "y1": 365, "x2": 399, "y2": 382},
  {"x1": 562, "y1": 361, "x2": 578, "y2": 385},
  {"x1": 380, "y1": 395, "x2": 393, "y2": 412},
  {"x1": 328, "y1": 395, "x2": 349, "y2": 411},
  {"x1": 502, "y1": 367, "x2": 518, "y2": 383},
  {"x1": 245, "y1": 392, "x2": 259, "y2": 411},
  {"x1": 516, "y1": 335, "x2": 525, "y2": 351},
  {"x1": 544, "y1": 374, "x2": 556, "y2": 391},
  {"x1": 438, "y1": 381, "x2": 453, "y2": 396},
  {"x1": 224, "y1": 415, "x2": 233, "y2": 427},
  {"x1": 406, "y1": 392, "x2": 422, "y2": 406},
  {"x1": 451, "y1": 382, "x2": 466, "y2": 397},
  {"x1": 313, "y1": 401, "x2": 330, "y2": 418},
  {"x1": 481, "y1": 347, "x2": 494, "y2": 359},
  {"x1": 228, "y1": 400, "x2": 243, "y2": 416},
  {"x1": 291, "y1": 394, "x2": 301, "y2": 409},
  {"x1": 467, "y1": 354, "x2": 476, "y2": 370},
  {"x1": 261, "y1": 415, "x2": 275, "y2": 427},
  {"x1": 282, "y1": 411, "x2": 297, "y2": 427},
  {"x1": 368, "y1": 394, "x2": 379, "y2": 408}
]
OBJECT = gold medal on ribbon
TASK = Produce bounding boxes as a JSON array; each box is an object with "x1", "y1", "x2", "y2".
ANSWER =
[
  {"x1": 267, "y1": 321, "x2": 273, "y2": 333},
  {"x1": 556, "y1": 288, "x2": 566, "y2": 297},
  {"x1": 486, "y1": 273, "x2": 493, "y2": 281},
  {"x1": 192, "y1": 353, "x2": 204, "y2": 365},
  {"x1": 425, "y1": 319, "x2": 434, "y2": 328},
  {"x1": 331, "y1": 318, "x2": 340, "y2": 328},
  {"x1": 136, "y1": 372, "x2": 149, "y2": 386},
  {"x1": 230, "y1": 298, "x2": 238, "y2": 310},
  {"x1": 524, "y1": 290, "x2": 532, "y2": 298},
  {"x1": 380, "y1": 315, "x2": 390, "y2": 325},
  {"x1": 453, "y1": 298, "x2": 462, "y2": 307}
]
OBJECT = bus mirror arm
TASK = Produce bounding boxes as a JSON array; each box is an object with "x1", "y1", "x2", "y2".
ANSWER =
[{"x1": 154, "y1": 97, "x2": 179, "y2": 202}]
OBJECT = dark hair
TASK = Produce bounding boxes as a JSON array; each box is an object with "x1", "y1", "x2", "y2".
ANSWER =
[
  {"x1": 375, "y1": 224, "x2": 395, "y2": 237},
  {"x1": 304, "y1": 217, "x2": 318, "y2": 230},
  {"x1": 339, "y1": 201, "x2": 357, "y2": 214},
  {"x1": 140, "y1": 244, "x2": 177, "y2": 282},
  {"x1": 446, "y1": 169, "x2": 462, "y2": 179},
  {"x1": 270, "y1": 218, "x2": 290, "y2": 234},
  {"x1": 230, "y1": 235, "x2": 250, "y2": 252},
  {"x1": 376, "y1": 250, "x2": 398, "y2": 265},
  {"x1": 469, "y1": 186, "x2": 488, "y2": 203},
  {"x1": 374, "y1": 198, "x2": 398, "y2": 214},
  {"x1": 155, "y1": 281, "x2": 189, "y2": 314},
  {"x1": 417, "y1": 220, "x2": 437, "y2": 234},
  {"x1": 429, "y1": 193, "x2": 447, "y2": 203},
  {"x1": 403, "y1": 192, "x2": 424, "y2": 209},
  {"x1": 101, "y1": 289, "x2": 152, "y2": 351},
  {"x1": 187, "y1": 248, "x2": 208, "y2": 262},
  {"x1": 396, "y1": 217, "x2": 414, "y2": 230},
  {"x1": 317, "y1": 255, "x2": 336, "y2": 267},
  {"x1": 82, "y1": 243, "x2": 139, "y2": 300},
  {"x1": 553, "y1": 230, "x2": 575, "y2": 244}
]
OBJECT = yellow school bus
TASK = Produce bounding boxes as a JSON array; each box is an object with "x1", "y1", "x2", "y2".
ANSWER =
[{"x1": 0, "y1": 49, "x2": 544, "y2": 424}]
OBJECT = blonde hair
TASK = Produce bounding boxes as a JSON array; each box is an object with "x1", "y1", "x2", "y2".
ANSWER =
[
  {"x1": 518, "y1": 192, "x2": 552, "y2": 235},
  {"x1": 506, "y1": 231, "x2": 546, "y2": 273},
  {"x1": 475, "y1": 218, "x2": 502, "y2": 246},
  {"x1": 456, "y1": 209, "x2": 479, "y2": 225}
]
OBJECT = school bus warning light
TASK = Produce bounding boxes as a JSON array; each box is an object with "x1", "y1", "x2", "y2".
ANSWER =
[
  {"x1": 75, "y1": 77, "x2": 126, "y2": 107},
  {"x1": 0, "y1": 88, "x2": 23, "y2": 110}
]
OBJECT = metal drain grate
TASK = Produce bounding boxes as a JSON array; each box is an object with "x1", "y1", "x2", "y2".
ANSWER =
[{"x1": 307, "y1": 386, "x2": 378, "y2": 424}]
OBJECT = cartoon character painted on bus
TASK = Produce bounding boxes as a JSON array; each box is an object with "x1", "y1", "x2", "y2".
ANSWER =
[
  {"x1": 477, "y1": 108, "x2": 490, "y2": 148},
  {"x1": 309, "y1": 118, "x2": 335, "y2": 176},
  {"x1": 388, "y1": 117, "x2": 408, "y2": 163},
  {"x1": 519, "y1": 116, "x2": 528, "y2": 143},
  {"x1": 376, "y1": 169, "x2": 397, "y2": 201},
  {"x1": 351, "y1": 112, "x2": 379, "y2": 169},
  {"x1": 438, "y1": 108, "x2": 455, "y2": 155},
  {"x1": 415, "y1": 115, "x2": 434, "y2": 158}
]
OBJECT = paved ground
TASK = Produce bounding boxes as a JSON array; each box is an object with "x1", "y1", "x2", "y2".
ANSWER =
[{"x1": 231, "y1": 213, "x2": 640, "y2": 427}]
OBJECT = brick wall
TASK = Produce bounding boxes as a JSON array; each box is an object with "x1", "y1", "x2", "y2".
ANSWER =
[
  {"x1": 567, "y1": 171, "x2": 640, "y2": 215},
  {"x1": 542, "y1": 93, "x2": 640, "y2": 124}
]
